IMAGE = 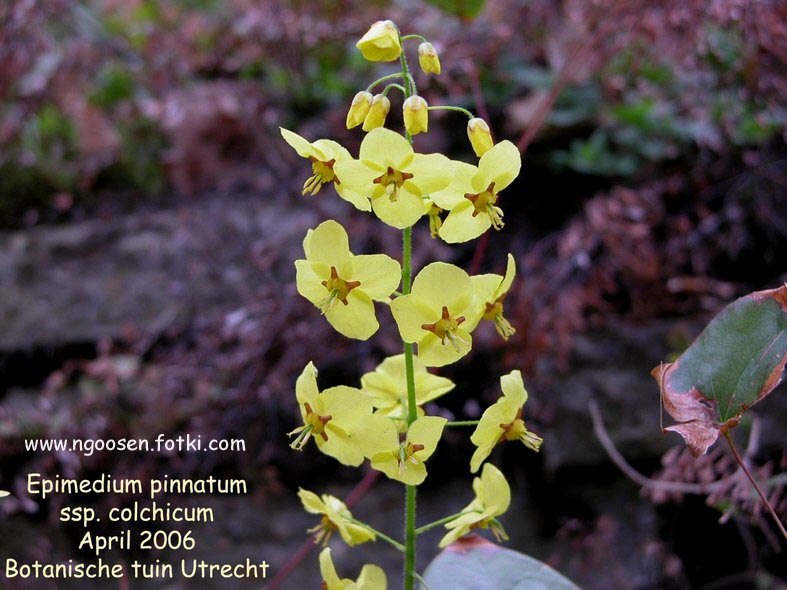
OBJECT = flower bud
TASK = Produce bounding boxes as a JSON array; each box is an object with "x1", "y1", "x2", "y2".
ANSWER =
[
  {"x1": 356, "y1": 20, "x2": 402, "y2": 62},
  {"x1": 403, "y1": 95, "x2": 429, "y2": 136},
  {"x1": 346, "y1": 91, "x2": 373, "y2": 129},
  {"x1": 467, "y1": 117, "x2": 494, "y2": 157},
  {"x1": 418, "y1": 42, "x2": 441, "y2": 75},
  {"x1": 362, "y1": 94, "x2": 391, "y2": 131}
]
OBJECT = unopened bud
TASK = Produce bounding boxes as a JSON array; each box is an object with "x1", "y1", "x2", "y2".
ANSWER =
[
  {"x1": 346, "y1": 91, "x2": 373, "y2": 129},
  {"x1": 362, "y1": 94, "x2": 391, "y2": 131},
  {"x1": 403, "y1": 95, "x2": 429, "y2": 136},
  {"x1": 418, "y1": 42, "x2": 441, "y2": 75},
  {"x1": 467, "y1": 117, "x2": 494, "y2": 157},
  {"x1": 356, "y1": 20, "x2": 402, "y2": 62}
]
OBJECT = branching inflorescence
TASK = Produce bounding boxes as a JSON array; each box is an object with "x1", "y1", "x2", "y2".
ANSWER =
[{"x1": 281, "y1": 19, "x2": 543, "y2": 590}]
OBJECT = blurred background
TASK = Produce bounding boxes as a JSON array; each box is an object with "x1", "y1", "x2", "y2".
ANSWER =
[{"x1": 0, "y1": 0, "x2": 785, "y2": 588}]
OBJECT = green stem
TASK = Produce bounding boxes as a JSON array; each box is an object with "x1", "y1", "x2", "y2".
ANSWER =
[
  {"x1": 367, "y1": 72, "x2": 404, "y2": 92},
  {"x1": 399, "y1": 35, "x2": 418, "y2": 590},
  {"x1": 414, "y1": 511, "x2": 479, "y2": 535},
  {"x1": 426, "y1": 105, "x2": 475, "y2": 119},
  {"x1": 444, "y1": 420, "x2": 480, "y2": 427},
  {"x1": 383, "y1": 83, "x2": 407, "y2": 97},
  {"x1": 401, "y1": 34, "x2": 427, "y2": 43},
  {"x1": 348, "y1": 518, "x2": 406, "y2": 552}
]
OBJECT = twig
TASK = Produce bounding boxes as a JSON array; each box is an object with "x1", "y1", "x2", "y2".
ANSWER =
[
  {"x1": 589, "y1": 399, "x2": 726, "y2": 495},
  {"x1": 724, "y1": 431, "x2": 787, "y2": 541}
]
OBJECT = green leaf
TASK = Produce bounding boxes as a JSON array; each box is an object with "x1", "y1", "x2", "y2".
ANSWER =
[
  {"x1": 424, "y1": 0, "x2": 485, "y2": 19},
  {"x1": 420, "y1": 536, "x2": 580, "y2": 590},
  {"x1": 653, "y1": 286, "x2": 787, "y2": 456}
]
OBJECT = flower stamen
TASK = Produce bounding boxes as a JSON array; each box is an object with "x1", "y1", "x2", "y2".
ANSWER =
[
  {"x1": 465, "y1": 182, "x2": 505, "y2": 229},
  {"x1": 373, "y1": 166, "x2": 414, "y2": 202},
  {"x1": 421, "y1": 306, "x2": 466, "y2": 351},
  {"x1": 484, "y1": 295, "x2": 516, "y2": 340},
  {"x1": 319, "y1": 266, "x2": 361, "y2": 312},
  {"x1": 302, "y1": 158, "x2": 337, "y2": 196}
]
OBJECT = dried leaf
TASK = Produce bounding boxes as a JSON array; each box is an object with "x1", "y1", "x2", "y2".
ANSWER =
[{"x1": 653, "y1": 286, "x2": 787, "y2": 456}]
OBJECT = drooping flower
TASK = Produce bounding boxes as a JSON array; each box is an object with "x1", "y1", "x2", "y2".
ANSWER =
[
  {"x1": 356, "y1": 20, "x2": 402, "y2": 62},
  {"x1": 467, "y1": 117, "x2": 494, "y2": 157},
  {"x1": 403, "y1": 95, "x2": 429, "y2": 136},
  {"x1": 469, "y1": 370, "x2": 542, "y2": 473},
  {"x1": 334, "y1": 128, "x2": 453, "y2": 229},
  {"x1": 438, "y1": 463, "x2": 511, "y2": 548},
  {"x1": 418, "y1": 42, "x2": 441, "y2": 75},
  {"x1": 359, "y1": 415, "x2": 447, "y2": 486},
  {"x1": 346, "y1": 91, "x2": 374, "y2": 129},
  {"x1": 280, "y1": 128, "x2": 370, "y2": 212},
  {"x1": 299, "y1": 489, "x2": 376, "y2": 546},
  {"x1": 362, "y1": 94, "x2": 391, "y2": 132},
  {"x1": 471, "y1": 253, "x2": 517, "y2": 340},
  {"x1": 319, "y1": 547, "x2": 388, "y2": 590},
  {"x1": 361, "y1": 354, "x2": 454, "y2": 430},
  {"x1": 390, "y1": 262, "x2": 481, "y2": 367},
  {"x1": 430, "y1": 140, "x2": 521, "y2": 243},
  {"x1": 295, "y1": 220, "x2": 401, "y2": 340},
  {"x1": 288, "y1": 362, "x2": 376, "y2": 466}
]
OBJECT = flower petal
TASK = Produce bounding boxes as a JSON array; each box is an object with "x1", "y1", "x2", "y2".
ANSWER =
[
  {"x1": 418, "y1": 330, "x2": 472, "y2": 367},
  {"x1": 333, "y1": 159, "x2": 380, "y2": 197},
  {"x1": 295, "y1": 260, "x2": 329, "y2": 305},
  {"x1": 407, "y1": 415, "x2": 447, "y2": 459},
  {"x1": 325, "y1": 289, "x2": 379, "y2": 340},
  {"x1": 411, "y1": 262, "x2": 473, "y2": 314},
  {"x1": 438, "y1": 201, "x2": 491, "y2": 243},
  {"x1": 390, "y1": 295, "x2": 436, "y2": 343},
  {"x1": 498, "y1": 253, "x2": 517, "y2": 297},
  {"x1": 280, "y1": 127, "x2": 326, "y2": 160},
  {"x1": 298, "y1": 488, "x2": 325, "y2": 514},
  {"x1": 351, "y1": 254, "x2": 401, "y2": 300},
  {"x1": 370, "y1": 187, "x2": 427, "y2": 229},
  {"x1": 357, "y1": 564, "x2": 388, "y2": 590},
  {"x1": 474, "y1": 140, "x2": 521, "y2": 192},
  {"x1": 305, "y1": 220, "x2": 352, "y2": 266},
  {"x1": 500, "y1": 370, "x2": 527, "y2": 406},
  {"x1": 480, "y1": 463, "x2": 511, "y2": 513},
  {"x1": 428, "y1": 161, "x2": 477, "y2": 210},
  {"x1": 295, "y1": 362, "x2": 320, "y2": 412},
  {"x1": 360, "y1": 127, "x2": 413, "y2": 167},
  {"x1": 404, "y1": 153, "x2": 454, "y2": 194}
]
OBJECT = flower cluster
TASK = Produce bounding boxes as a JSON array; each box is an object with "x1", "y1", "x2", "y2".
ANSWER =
[{"x1": 283, "y1": 19, "x2": 543, "y2": 590}]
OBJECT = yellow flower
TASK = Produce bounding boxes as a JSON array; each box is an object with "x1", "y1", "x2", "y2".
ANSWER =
[
  {"x1": 295, "y1": 220, "x2": 401, "y2": 340},
  {"x1": 359, "y1": 415, "x2": 447, "y2": 486},
  {"x1": 430, "y1": 141, "x2": 521, "y2": 243},
  {"x1": 361, "y1": 354, "x2": 454, "y2": 431},
  {"x1": 356, "y1": 20, "x2": 402, "y2": 62},
  {"x1": 390, "y1": 262, "x2": 481, "y2": 367},
  {"x1": 288, "y1": 362, "x2": 376, "y2": 467},
  {"x1": 280, "y1": 128, "x2": 370, "y2": 212},
  {"x1": 469, "y1": 370, "x2": 542, "y2": 473},
  {"x1": 467, "y1": 117, "x2": 494, "y2": 157},
  {"x1": 438, "y1": 463, "x2": 511, "y2": 548},
  {"x1": 346, "y1": 91, "x2": 374, "y2": 129},
  {"x1": 0, "y1": 490, "x2": 9, "y2": 498},
  {"x1": 471, "y1": 253, "x2": 516, "y2": 340},
  {"x1": 418, "y1": 42, "x2": 441, "y2": 75},
  {"x1": 403, "y1": 95, "x2": 428, "y2": 136},
  {"x1": 300, "y1": 490, "x2": 375, "y2": 546},
  {"x1": 319, "y1": 548, "x2": 388, "y2": 590},
  {"x1": 334, "y1": 128, "x2": 453, "y2": 229},
  {"x1": 362, "y1": 94, "x2": 391, "y2": 132}
]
